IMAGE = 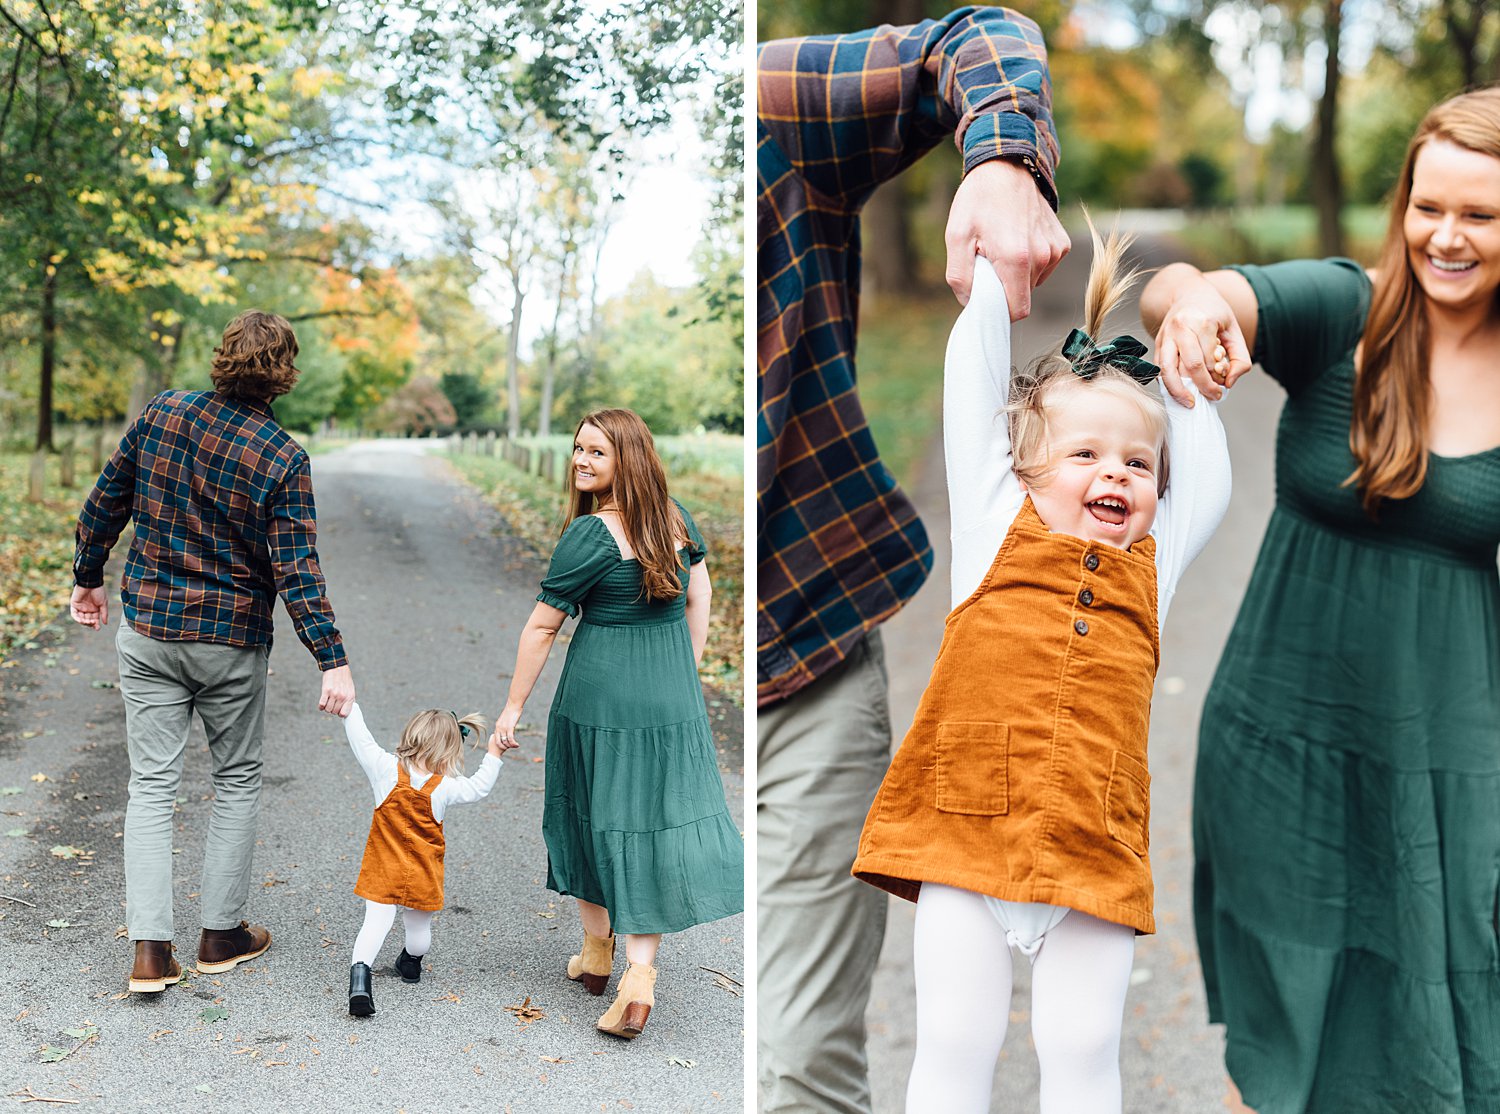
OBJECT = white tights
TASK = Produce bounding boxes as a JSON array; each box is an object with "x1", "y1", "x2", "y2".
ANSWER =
[
  {"x1": 906, "y1": 883, "x2": 1136, "y2": 1114},
  {"x1": 351, "y1": 900, "x2": 434, "y2": 967}
]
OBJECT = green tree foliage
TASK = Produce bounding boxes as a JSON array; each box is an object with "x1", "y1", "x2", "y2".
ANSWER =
[{"x1": 439, "y1": 372, "x2": 491, "y2": 428}]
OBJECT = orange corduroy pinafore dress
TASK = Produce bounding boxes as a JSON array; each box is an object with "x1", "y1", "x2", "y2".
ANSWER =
[
  {"x1": 853, "y1": 497, "x2": 1161, "y2": 934},
  {"x1": 354, "y1": 765, "x2": 446, "y2": 912}
]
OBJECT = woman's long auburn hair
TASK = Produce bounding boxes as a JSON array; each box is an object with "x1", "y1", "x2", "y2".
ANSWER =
[
  {"x1": 1349, "y1": 85, "x2": 1500, "y2": 517},
  {"x1": 563, "y1": 408, "x2": 686, "y2": 602}
]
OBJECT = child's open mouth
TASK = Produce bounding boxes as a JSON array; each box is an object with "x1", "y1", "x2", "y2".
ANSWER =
[{"x1": 1087, "y1": 497, "x2": 1129, "y2": 528}]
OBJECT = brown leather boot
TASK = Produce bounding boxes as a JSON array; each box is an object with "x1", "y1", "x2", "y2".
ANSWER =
[
  {"x1": 596, "y1": 962, "x2": 656, "y2": 1039},
  {"x1": 196, "y1": 921, "x2": 271, "y2": 973},
  {"x1": 129, "y1": 941, "x2": 183, "y2": 993},
  {"x1": 566, "y1": 930, "x2": 616, "y2": 995}
]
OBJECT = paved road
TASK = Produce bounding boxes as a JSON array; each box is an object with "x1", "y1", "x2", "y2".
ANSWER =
[
  {"x1": 864, "y1": 233, "x2": 1283, "y2": 1112},
  {"x1": 0, "y1": 440, "x2": 745, "y2": 1112}
]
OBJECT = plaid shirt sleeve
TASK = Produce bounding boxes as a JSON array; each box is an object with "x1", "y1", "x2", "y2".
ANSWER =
[
  {"x1": 73, "y1": 416, "x2": 143, "y2": 588},
  {"x1": 756, "y1": 6, "x2": 1059, "y2": 210},
  {"x1": 267, "y1": 452, "x2": 347, "y2": 670}
]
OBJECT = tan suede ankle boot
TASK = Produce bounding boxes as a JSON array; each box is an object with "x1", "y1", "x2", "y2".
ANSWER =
[
  {"x1": 596, "y1": 961, "x2": 656, "y2": 1039},
  {"x1": 566, "y1": 930, "x2": 616, "y2": 996}
]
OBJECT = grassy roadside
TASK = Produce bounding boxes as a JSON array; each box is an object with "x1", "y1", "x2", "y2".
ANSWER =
[
  {"x1": 446, "y1": 436, "x2": 745, "y2": 700},
  {"x1": 0, "y1": 452, "x2": 83, "y2": 662}
]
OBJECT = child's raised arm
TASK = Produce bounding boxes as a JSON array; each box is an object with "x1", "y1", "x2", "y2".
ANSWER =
[
  {"x1": 1150, "y1": 381, "x2": 1232, "y2": 628},
  {"x1": 343, "y1": 702, "x2": 395, "y2": 795},
  {"x1": 943, "y1": 256, "x2": 1029, "y2": 608},
  {"x1": 434, "y1": 746, "x2": 505, "y2": 810}
]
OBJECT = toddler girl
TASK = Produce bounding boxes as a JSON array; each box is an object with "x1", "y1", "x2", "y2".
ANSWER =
[
  {"x1": 852, "y1": 223, "x2": 1232, "y2": 1112},
  {"x1": 342, "y1": 703, "x2": 516, "y2": 1016}
]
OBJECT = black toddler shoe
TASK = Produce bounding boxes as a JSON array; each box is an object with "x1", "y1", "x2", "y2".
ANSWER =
[
  {"x1": 393, "y1": 948, "x2": 423, "y2": 984},
  {"x1": 348, "y1": 963, "x2": 375, "y2": 1017}
]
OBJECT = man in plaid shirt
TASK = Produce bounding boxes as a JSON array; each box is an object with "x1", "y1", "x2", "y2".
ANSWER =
[
  {"x1": 70, "y1": 310, "x2": 355, "y2": 994},
  {"x1": 758, "y1": 9, "x2": 1068, "y2": 1109}
]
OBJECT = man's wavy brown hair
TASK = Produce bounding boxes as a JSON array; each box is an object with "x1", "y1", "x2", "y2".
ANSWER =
[{"x1": 210, "y1": 310, "x2": 301, "y2": 402}]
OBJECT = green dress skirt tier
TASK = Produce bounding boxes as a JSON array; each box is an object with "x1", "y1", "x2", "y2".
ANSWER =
[
  {"x1": 1194, "y1": 258, "x2": 1500, "y2": 1113},
  {"x1": 536, "y1": 502, "x2": 743, "y2": 935}
]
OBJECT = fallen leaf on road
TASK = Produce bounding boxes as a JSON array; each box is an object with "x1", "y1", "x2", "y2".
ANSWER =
[
  {"x1": 49, "y1": 846, "x2": 86, "y2": 860},
  {"x1": 6, "y1": 829, "x2": 27, "y2": 838},
  {"x1": 0, "y1": 788, "x2": 22, "y2": 796},
  {"x1": 30, "y1": 774, "x2": 48, "y2": 783},
  {"x1": 505, "y1": 997, "x2": 545, "y2": 1026},
  {"x1": 539, "y1": 1055, "x2": 571, "y2": 1064},
  {"x1": 148, "y1": 1029, "x2": 172, "y2": 1040},
  {"x1": 667, "y1": 1057, "x2": 697, "y2": 1068},
  {"x1": 199, "y1": 1006, "x2": 229, "y2": 1024}
]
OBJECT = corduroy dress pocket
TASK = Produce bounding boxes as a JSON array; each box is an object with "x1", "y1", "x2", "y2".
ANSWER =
[
  {"x1": 935, "y1": 722, "x2": 1009, "y2": 815},
  {"x1": 1105, "y1": 751, "x2": 1150, "y2": 855}
]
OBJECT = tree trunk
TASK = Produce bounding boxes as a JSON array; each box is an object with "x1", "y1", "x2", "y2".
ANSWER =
[
  {"x1": 505, "y1": 277, "x2": 525, "y2": 440},
  {"x1": 861, "y1": 184, "x2": 921, "y2": 304},
  {"x1": 35, "y1": 261, "x2": 57, "y2": 452},
  {"x1": 1312, "y1": 0, "x2": 1345, "y2": 258},
  {"x1": 858, "y1": 0, "x2": 927, "y2": 303},
  {"x1": 1440, "y1": 0, "x2": 1484, "y2": 89},
  {"x1": 540, "y1": 249, "x2": 577, "y2": 440}
]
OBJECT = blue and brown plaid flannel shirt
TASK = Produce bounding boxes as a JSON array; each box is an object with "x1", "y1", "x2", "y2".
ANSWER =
[
  {"x1": 757, "y1": 6, "x2": 1059, "y2": 707},
  {"x1": 74, "y1": 390, "x2": 347, "y2": 670}
]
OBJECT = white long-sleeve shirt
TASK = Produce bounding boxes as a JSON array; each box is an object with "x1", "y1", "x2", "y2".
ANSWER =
[
  {"x1": 944, "y1": 258, "x2": 1232, "y2": 631},
  {"x1": 343, "y1": 703, "x2": 501, "y2": 823}
]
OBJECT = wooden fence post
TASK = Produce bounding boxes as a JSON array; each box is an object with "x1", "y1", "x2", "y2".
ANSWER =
[{"x1": 59, "y1": 440, "x2": 75, "y2": 488}]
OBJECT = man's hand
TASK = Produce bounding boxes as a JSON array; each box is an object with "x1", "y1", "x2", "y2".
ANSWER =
[
  {"x1": 69, "y1": 586, "x2": 108, "y2": 630},
  {"x1": 945, "y1": 157, "x2": 1070, "y2": 319},
  {"x1": 319, "y1": 664, "x2": 355, "y2": 718}
]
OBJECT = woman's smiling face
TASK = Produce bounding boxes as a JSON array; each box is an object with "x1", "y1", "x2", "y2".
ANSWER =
[
  {"x1": 1404, "y1": 137, "x2": 1500, "y2": 317},
  {"x1": 573, "y1": 422, "x2": 617, "y2": 499}
]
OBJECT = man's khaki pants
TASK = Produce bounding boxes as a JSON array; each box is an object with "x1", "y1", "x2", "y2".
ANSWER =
[
  {"x1": 116, "y1": 623, "x2": 269, "y2": 942},
  {"x1": 758, "y1": 631, "x2": 892, "y2": 1113}
]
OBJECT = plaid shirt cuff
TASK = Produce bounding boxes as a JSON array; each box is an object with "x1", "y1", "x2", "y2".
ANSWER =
[
  {"x1": 313, "y1": 639, "x2": 349, "y2": 671},
  {"x1": 962, "y1": 118, "x2": 1057, "y2": 210}
]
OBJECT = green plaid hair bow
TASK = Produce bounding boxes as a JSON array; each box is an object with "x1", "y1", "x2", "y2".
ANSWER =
[{"x1": 1062, "y1": 328, "x2": 1160, "y2": 385}]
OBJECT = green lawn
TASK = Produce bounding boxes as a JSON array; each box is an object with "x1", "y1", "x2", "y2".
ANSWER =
[
  {"x1": 1177, "y1": 204, "x2": 1389, "y2": 267},
  {"x1": 854, "y1": 294, "x2": 958, "y2": 486},
  {"x1": 447, "y1": 436, "x2": 745, "y2": 697}
]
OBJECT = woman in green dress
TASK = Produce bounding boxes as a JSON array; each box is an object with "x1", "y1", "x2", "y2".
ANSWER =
[
  {"x1": 493, "y1": 408, "x2": 742, "y2": 1039},
  {"x1": 1140, "y1": 88, "x2": 1500, "y2": 1113}
]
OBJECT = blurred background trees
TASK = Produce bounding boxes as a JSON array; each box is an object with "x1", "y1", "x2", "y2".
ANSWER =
[
  {"x1": 1, "y1": 0, "x2": 743, "y2": 448},
  {"x1": 759, "y1": 0, "x2": 1491, "y2": 287}
]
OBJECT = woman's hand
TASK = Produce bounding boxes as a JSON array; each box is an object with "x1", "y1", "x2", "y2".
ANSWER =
[
  {"x1": 487, "y1": 727, "x2": 520, "y2": 759},
  {"x1": 1141, "y1": 263, "x2": 1257, "y2": 407},
  {"x1": 492, "y1": 704, "x2": 522, "y2": 753}
]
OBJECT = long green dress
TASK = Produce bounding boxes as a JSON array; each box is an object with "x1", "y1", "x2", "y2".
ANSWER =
[
  {"x1": 1194, "y1": 258, "x2": 1500, "y2": 1114},
  {"x1": 536, "y1": 502, "x2": 743, "y2": 935}
]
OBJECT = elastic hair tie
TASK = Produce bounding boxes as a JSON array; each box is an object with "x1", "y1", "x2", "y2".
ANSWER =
[{"x1": 448, "y1": 710, "x2": 471, "y2": 740}]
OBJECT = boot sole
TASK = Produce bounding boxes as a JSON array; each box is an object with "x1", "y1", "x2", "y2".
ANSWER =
[
  {"x1": 570, "y1": 971, "x2": 609, "y2": 996},
  {"x1": 348, "y1": 994, "x2": 375, "y2": 1017},
  {"x1": 597, "y1": 1001, "x2": 650, "y2": 1039},
  {"x1": 128, "y1": 972, "x2": 184, "y2": 993},
  {"x1": 196, "y1": 940, "x2": 270, "y2": 973}
]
